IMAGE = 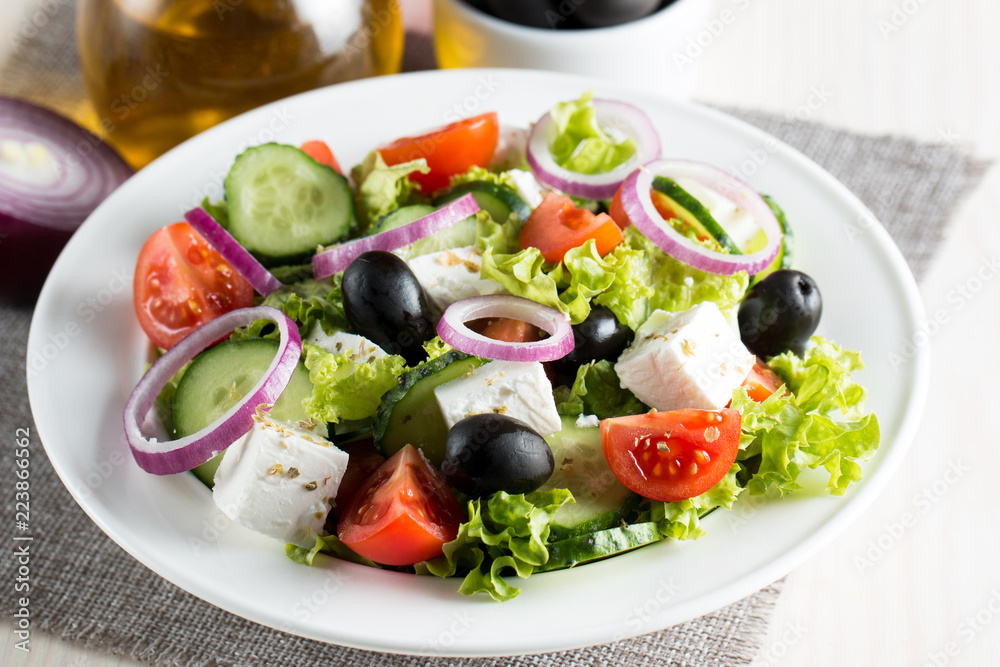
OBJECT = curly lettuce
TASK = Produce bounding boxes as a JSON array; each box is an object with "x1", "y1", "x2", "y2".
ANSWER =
[
  {"x1": 732, "y1": 337, "x2": 880, "y2": 496},
  {"x1": 448, "y1": 165, "x2": 518, "y2": 191},
  {"x1": 649, "y1": 464, "x2": 743, "y2": 540},
  {"x1": 549, "y1": 91, "x2": 636, "y2": 175},
  {"x1": 231, "y1": 278, "x2": 347, "y2": 341},
  {"x1": 554, "y1": 360, "x2": 647, "y2": 420},
  {"x1": 351, "y1": 151, "x2": 429, "y2": 230},
  {"x1": 416, "y1": 489, "x2": 573, "y2": 602},
  {"x1": 301, "y1": 342, "x2": 406, "y2": 424}
]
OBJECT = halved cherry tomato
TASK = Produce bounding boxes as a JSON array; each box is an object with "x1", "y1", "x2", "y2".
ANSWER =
[
  {"x1": 378, "y1": 112, "x2": 499, "y2": 194},
  {"x1": 519, "y1": 193, "x2": 623, "y2": 264},
  {"x1": 609, "y1": 186, "x2": 630, "y2": 229},
  {"x1": 133, "y1": 222, "x2": 253, "y2": 350},
  {"x1": 300, "y1": 140, "x2": 342, "y2": 173},
  {"x1": 338, "y1": 445, "x2": 465, "y2": 566},
  {"x1": 601, "y1": 409, "x2": 741, "y2": 502},
  {"x1": 740, "y1": 357, "x2": 785, "y2": 403},
  {"x1": 467, "y1": 317, "x2": 545, "y2": 343}
]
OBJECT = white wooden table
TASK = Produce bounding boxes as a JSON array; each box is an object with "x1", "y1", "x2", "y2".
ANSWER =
[{"x1": 4, "y1": 0, "x2": 999, "y2": 664}]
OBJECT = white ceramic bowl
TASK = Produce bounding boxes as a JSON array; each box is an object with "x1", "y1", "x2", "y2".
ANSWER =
[{"x1": 433, "y1": 0, "x2": 712, "y2": 95}]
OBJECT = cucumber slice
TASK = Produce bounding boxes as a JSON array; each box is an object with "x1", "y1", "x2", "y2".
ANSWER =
[
  {"x1": 433, "y1": 180, "x2": 532, "y2": 223},
  {"x1": 173, "y1": 338, "x2": 320, "y2": 487},
  {"x1": 750, "y1": 194, "x2": 794, "y2": 285},
  {"x1": 541, "y1": 416, "x2": 639, "y2": 540},
  {"x1": 225, "y1": 143, "x2": 355, "y2": 265},
  {"x1": 372, "y1": 351, "x2": 486, "y2": 466},
  {"x1": 539, "y1": 522, "x2": 663, "y2": 572},
  {"x1": 651, "y1": 176, "x2": 741, "y2": 254},
  {"x1": 373, "y1": 204, "x2": 477, "y2": 257}
]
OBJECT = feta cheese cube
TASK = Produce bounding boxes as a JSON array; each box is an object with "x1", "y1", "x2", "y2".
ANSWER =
[
  {"x1": 306, "y1": 325, "x2": 387, "y2": 363},
  {"x1": 615, "y1": 302, "x2": 755, "y2": 411},
  {"x1": 507, "y1": 168, "x2": 545, "y2": 209},
  {"x1": 434, "y1": 360, "x2": 562, "y2": 436},
  {"x1": 213, "y1": 415, "x2": 349, "y2": 548},
  {"x1": 407, "y1": 246, "x2": 507, "y2": 313}
]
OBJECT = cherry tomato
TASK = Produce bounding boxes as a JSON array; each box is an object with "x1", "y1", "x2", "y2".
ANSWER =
[
  {"x1": 519, "y1": 193, "x2": 623, "y2": 264},
  {"x1": 338, "y1": 445, "x2": 465, "y2": 566},
  {"x1": 600, "y1": 409, "x2": 741, "y2": 502},
  {"x1": 377, "y1": 112, "x2": 499, "y2": 194},
  {"x1": 466, "y1": 317, "x2": 545, "y2": 343},
  {"x1": 739, "y1": 357, "x2": 785, "y2": 403},
  {"x1": 300, "y1": 140, "x2": 342, "y2": 173},
  {"x1": 133, "y1": 222, "x2": 253, "y2": 349},
  {"x1": 609, "y1": 186, "x2": 630, "y2": 229}
]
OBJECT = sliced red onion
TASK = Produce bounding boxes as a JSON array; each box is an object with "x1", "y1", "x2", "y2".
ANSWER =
[
  {"x1": 312, "y1": 193, "x2": 480, "y2": 279},
  {"x1": 0, "y1": 97, "x2": 133, "y2": 302},
  {"x1": 184, "y1": 207, "x2": 282, "y2": 297},
  {"x1": 526, "y1": 99, "x2": 660, "y2": 201},
  {"x1": 124, "y1": 306, "x2": 301, "y2": 475},
  {"x1": 437, "y1": 295, "x2": 574, "y2": 362},
  {"x1": 619, "y1": 160, "x2": 782, "y2": 276}
]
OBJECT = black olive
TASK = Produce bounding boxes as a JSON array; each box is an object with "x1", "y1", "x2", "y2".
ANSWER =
[
  {"x1": 441, "y1": 414, "x2": 554, "y2": 498},
  {"x1": 738, "y1": 269, "x2": 822, "y2": 358},
  {"x1": 341, "y1": 251, "x2": 435, "y2": 366},
  {"x1": 550, "y1": 305, "x2": 634, "y2": 376},
  {"x1": 573, "y1": 0, "x2": 664, "y2": 28}
]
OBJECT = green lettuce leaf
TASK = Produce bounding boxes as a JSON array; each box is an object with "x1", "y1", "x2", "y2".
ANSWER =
[
  {"x1": 480, "y1": 238, "x2": 652, "y2": 326},
  {"x1": 351, "y1": 151, "x2": 430, "y2": 230},
  {"x1": 447, "y1": 165, "x2": 518, "y2": 191},
  {"x1": 231, "y1": 277, "x2": 347, "y2": 341},
  {"x1": 649, "y1": 464, "x2": 743, "y2": 540},
  {"x1": 622, "y1": 225, "x2": 748, "y2": 319},
  {"x1": 200, "y1": 196, "x2": 230, "y2": 229},
  {"x1": 416, "y1": 489, "x2": 573, "y2": 601},
  {"x1": 302, "y1": 342, "x2": 406, "y2": 424},
  {"x1": 549, "y1": 91, "x2": 636, "y2": 175},
  {"x1": 554, "y1": 360, "x2": 647, "y2": 420},
  {"x1": 421, "y1": 336, "x2": 455, "y2": 361},
  {"x1": 286, "y1": 534, "x2": 380, "y2": 568},
  {"x1": 475, "y1": 210, "x2": 523, "y2": 255},
  {"x1": 731, "y1": 337, "x2": 881, "y2": 496}
]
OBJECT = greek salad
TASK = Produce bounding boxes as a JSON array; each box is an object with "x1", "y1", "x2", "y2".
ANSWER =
[{"x1": 124, "y1": 93, "x2": 880, "y2": 601}]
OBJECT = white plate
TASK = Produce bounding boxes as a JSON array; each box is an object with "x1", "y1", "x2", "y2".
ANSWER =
[{"x1": 27, "y1": 69, "x2": 928, "y2": 657}]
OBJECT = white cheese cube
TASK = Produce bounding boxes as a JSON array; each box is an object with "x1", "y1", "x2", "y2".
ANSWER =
[
  {"x1": 305, "y1": 325, "x2": 387, "y2": 363},
  {"x1": 213, "y1": 415, "x2": 349, "y2": 548},
  {"x1": 407, "y1": 246, "x2": 507, "y2": 313},
  {"x1": 434, "y1": 360, "x2": 562, "y2": 436},
  {"x1": 507, "y1": 168, "x2": 546, "y2": 209},
  {"x1": 615, "y1": 302, "x2": 755, "y2": 411}
]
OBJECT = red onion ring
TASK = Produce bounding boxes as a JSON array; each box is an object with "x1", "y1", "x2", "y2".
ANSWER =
[
  {"x1": 124, "y1": 306, "x2": 301, "y2": 475},
  {"x1": 619, "y1": 160, "x2": 782, "y2": 275},
  {"x1": 437, "y1": 295, "x2": 574, "y2": 362},
  {"x1": 312, "y1": 193, "x2": 480, "y2": 279},
  {"x1": 184, "y1": 207, "x2": 282, "y2": 297},
  {"x1": 526, "y1": 99, "x2": 660, "y2": 201}
]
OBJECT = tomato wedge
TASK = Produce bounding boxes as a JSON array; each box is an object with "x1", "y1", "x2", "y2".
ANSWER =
[
  {"x1": 133, "y1": 222, "x2": 254, "y2": 350},
  {"x1": 338, "y1": 445, "x2": 465, "y2": 566},
  {"x1": 519, "y1": 193, "x2": 623, "y2": 264},
  {"x1": 327, "y1": 438, "x2": 385, "y2": 521},
  {"x1": 300, "y1": 140, "x2": 342, "y2": 174},
  {"x1": 378, "y1": 112, "x2": 499, "y2": 194},
  {"x1": 601, "y1": 409, "x2": 741, "y2": 502},
  {"x1": 740, "y1": 357, "x2": 785, "y2": 403}
]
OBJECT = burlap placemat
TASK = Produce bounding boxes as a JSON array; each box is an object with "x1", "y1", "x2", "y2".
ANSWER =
[{"x1": 0, "y1": 2, "x2": 989, "y2": 666}]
